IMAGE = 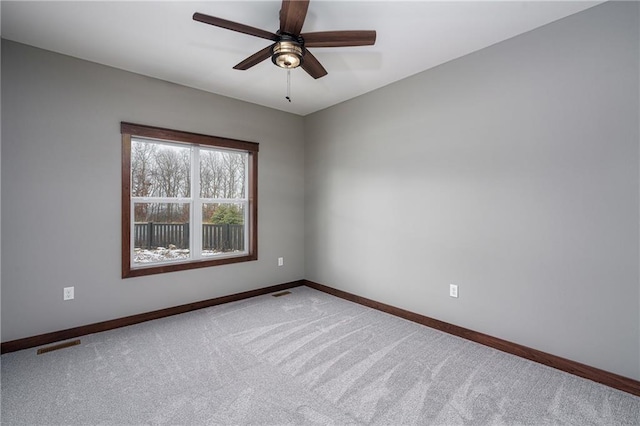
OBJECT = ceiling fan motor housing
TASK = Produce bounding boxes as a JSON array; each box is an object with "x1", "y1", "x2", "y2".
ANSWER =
[{"x1": 272, "y1": 33, "x2": 305, "y2": 69}]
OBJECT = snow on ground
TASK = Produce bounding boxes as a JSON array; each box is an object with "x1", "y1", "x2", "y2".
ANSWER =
[{"x1": 134, "y1": 247, "x2": 234, "y2": 263}]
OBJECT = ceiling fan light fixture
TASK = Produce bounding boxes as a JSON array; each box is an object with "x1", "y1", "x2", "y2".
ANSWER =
[{"x1": 272, "y1": 40, "x2": 303, "y2": 69}]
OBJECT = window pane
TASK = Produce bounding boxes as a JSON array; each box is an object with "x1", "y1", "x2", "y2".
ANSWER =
[
  {"x1": 133, "y1": 202, "x2": 190, "y2": 264},
  {"x1": 199, "y1": 149, "x2": 247, "y2": 199},
  {"x1": 131, "y1": 139, "x2": 191, "y2": 198},
  {"x1": 202, "y1": 203, "x2": 245, "y2": 256}
]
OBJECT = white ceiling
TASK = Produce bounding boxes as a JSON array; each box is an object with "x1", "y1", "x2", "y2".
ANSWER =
[{"x1": 1, "y1": 1, "x2": 603, "y2": 116}]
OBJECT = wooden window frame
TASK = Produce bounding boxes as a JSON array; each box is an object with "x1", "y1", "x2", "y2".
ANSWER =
[{"x1": 121, "y1": 122, "x2": 258, "y2": 278}]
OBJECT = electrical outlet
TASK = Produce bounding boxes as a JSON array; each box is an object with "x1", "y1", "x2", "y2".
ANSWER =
[
  {"x1": 63, "y1": 287, "x2": 74, "y2": 301},
  {"x1": 449, "y1": 284, "x2": 458, "y2": 298},
  {"x1": 278, "y1": 257, "x2": 284, "y2": 267}
]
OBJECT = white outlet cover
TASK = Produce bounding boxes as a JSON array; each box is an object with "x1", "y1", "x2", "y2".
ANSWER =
[
  {"x1": 449, "y1": 284, "x2": 458, "y2": 298},
  {"x1": 278, "y1": 257, "x2": 284, "y2": 266},
  {"x1": 63, "y1": 286, "x2": 74, "y2": 300}
]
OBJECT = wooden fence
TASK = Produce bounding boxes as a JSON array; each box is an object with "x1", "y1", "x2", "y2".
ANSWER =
[{"x1": 134, "y1": 222, "x2": 244, "y2": 252}]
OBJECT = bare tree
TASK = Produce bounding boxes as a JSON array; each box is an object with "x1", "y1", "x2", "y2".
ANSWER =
[
  {"x1": 200, "y1": 150, "x2": 247, "y2": 221},
  {"x1": 151, "y1": 146, "x2": 190, "y2": 222},
  {"x1": 131, "y1": 141, "x2": 157, "y2": 221},
  {"x1": 132, "y1": 141, "x2": 246, "y2": 224}
]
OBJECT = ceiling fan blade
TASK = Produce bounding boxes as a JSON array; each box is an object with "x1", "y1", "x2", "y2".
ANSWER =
[
  {"x1": 302, "y1": 31, "x2": 377, "y2": 47},
  {"x1": 233, "y1": 45, "x2": 274, "y2": 70},
  {"x1": 193, "y1": 12, "x2": 278, "y2": 41},
  {"x1": 301, "y1": 49, "x2": 328, "y2": 79},
  {"x1": 279, "y1": 0, "x2": 310, "y2": 35}
]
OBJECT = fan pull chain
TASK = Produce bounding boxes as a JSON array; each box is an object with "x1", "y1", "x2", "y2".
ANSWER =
[{"x1": 286, "y1": 70, "x2": 292, "y2": 102}]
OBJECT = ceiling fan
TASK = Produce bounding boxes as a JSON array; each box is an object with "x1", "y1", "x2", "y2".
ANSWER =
[{"x1": 193, "y1": 0, "x2": 376, "y2": 79}]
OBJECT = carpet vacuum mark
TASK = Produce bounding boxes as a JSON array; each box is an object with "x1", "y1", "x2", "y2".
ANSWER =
[{"x1": 2, "y1": 286, "x2": 639, "y2": 425}]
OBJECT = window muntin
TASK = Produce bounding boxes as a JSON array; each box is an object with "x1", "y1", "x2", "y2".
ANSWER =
[{"x1": 122, "y1": 122, "x2": 258, "y2": 278}]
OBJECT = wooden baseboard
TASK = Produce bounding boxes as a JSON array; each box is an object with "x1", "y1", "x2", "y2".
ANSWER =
[
  {"x1": 1, "y1": 280, "x2": 304, "y2": 354},
  {"x1": 4, "y1": 278, "x2": 638, "y2": 397},
  {"x1": 303, "y1": 280, "x2": 640, "y2": 397}
]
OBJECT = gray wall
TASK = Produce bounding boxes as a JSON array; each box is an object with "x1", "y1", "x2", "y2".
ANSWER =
[
  {"x1": 1, "y1": 40, "x2": 305, "y2": 342},
  {"x1": 305, "y1": 1, "x2": 640, "y2": 379},
  {"x1": 2, "y1": 1, "x2": 640, "y2": 382}
]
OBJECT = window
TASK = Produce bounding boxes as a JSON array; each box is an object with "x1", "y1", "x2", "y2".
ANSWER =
[{"x1": 121, "y1": 122, "x2": 258, "y2": 278}]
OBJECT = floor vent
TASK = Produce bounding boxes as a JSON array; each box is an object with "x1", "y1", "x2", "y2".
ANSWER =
[
  {"x1": 37, "y1": 339, "x2": 81, "y2": 355},
  {"x1": 272, "y1": 291, "x2": 292, "y2": 297}
]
